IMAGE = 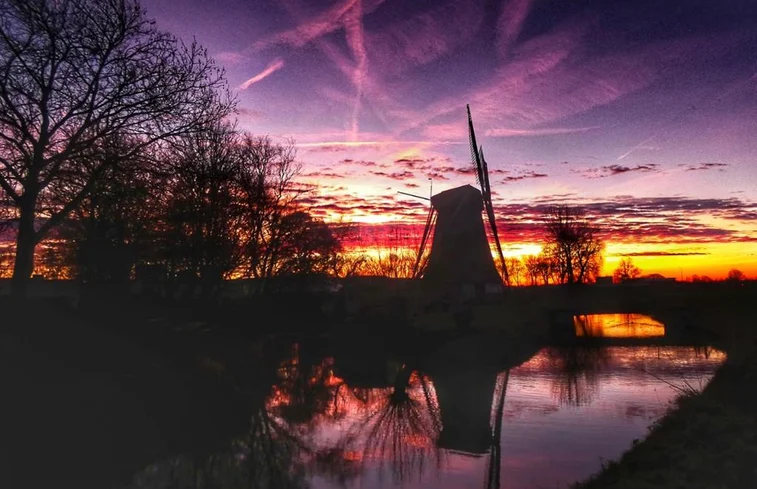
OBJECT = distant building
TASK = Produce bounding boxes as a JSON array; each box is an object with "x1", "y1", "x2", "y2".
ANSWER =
[{"x1": 628, "y1": 274, "x2": 676, "y2": 285}]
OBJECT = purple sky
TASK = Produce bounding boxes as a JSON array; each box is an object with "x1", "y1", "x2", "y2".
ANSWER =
[{"x1": 139, "y1": 0, "x2": 757, "y2": 276}]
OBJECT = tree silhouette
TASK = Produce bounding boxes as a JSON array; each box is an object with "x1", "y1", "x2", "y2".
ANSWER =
[
  {"x1": 726, "y1": 269, "x2": 746, "y2": 282},
  {"x1": 503, "y1": 257, "x2": 524, "y2": 286},
  {"x1": 49, "y1": 135, "x2": 154, "y2": 283},
  {"x1": 234, "y1": 136, "x2": 305, "y2": 280},
  {"x1": 613, "y1": 257, "x2": 641, "y2": 283},
  {"x1": 0, "y1": 0, "x2": 232, "y2": 297},
  {"x1": 267, "y1": 210, "x2": 341, "y2": 277},
  {"x1": 543, "y1": 205, "x2": 604, "y2": 284},
  {"x1": 158, "y1": 122, "x2": 246, "y2": 288}
]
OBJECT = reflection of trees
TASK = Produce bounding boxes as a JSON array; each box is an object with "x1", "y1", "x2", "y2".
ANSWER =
[
  {"x1": 547, "y1": 345, "x2": 609, "y2": 406},
  {"x1": 123, "y1": 341, "x2": 317, "y2": 489},
  {"x1": 124, "y1": 417, "x2": 306, "y2": 489},
  {"x1": 125, "y1": 344, "x2": 448, "y2": 489},
  {"x1": 272, "y1": 343, "x2": 341, "y2": 427},
  {"x1": 123, "y1": 392, "x2": 307, "y2": 489},
  {"x1": 335, "y1": 367, "x2": 443, "y2": 485},
  {"x1": 258, "y1": 344, "x2": 444, "y2": 486}
]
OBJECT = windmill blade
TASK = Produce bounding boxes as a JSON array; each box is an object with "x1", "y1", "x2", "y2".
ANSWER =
[
  {"x1": 484, "y1": 370, "x2": 510, "y2": 489},
  {"x1": 397, "y1": 191, "x2": 430, "y2": 201},
  {"x1": 467, "y1": 104, "x2": 486, "y2": 191},
  {"x1": 413, "y1": 205, "x2": 437, "y2": 278},
  {"x1": 485, "y1": 198, "x2": 509, "y2": 285},
  {"x1": 480, "y1": 146, "x2": 492, "y2": 201},
  {"x1": 479, "y1": 137, "x2": 509, "y2": 285}
]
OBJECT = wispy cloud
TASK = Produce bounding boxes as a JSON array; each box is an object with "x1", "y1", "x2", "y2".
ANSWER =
[
  {"x1": 215, "y1": 51, "x2": 246, "y2": 65},
  {"x1": 252, "y1": 0, "x2": 384, "y2": 50},
  {"x1": 369, "y1": 170, "x2": 415, "y2": 181},
  {"x1": 496, "y1": 0, "x2": 534, "y2": 59},
  {"x1": 617, "y1": 251, "x2": 710, "y2": 257},
  {"x1": 239, "y1": 58, "x2": 285, "y2": 90},
  {"x1": 501, "y1": 171, "x2": 549, "y2": 183},
  {"x1": 683, "y1": 162, "x2": 729, "y2": 172},
  {"x1": 572, "y1": 164, "x2": 660, "y2": 178},
  {"x1": 343, "y1": 0, "x2": 368, "y2": 139},
  {"x1": 485, "y1": 126, "x2": 600, "y2": 137}
]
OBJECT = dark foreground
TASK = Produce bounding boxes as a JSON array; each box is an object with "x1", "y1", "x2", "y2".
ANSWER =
[
  {"x1": 572, "y1": 293, "x2": 757, "y2": 489},
  {"x1": 1, "y1": 282, "x2": 755, "y2": 489}
]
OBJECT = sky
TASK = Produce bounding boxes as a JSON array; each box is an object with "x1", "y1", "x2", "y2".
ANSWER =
[{"x1": 140, "y1": 0, "x2": 757, "y2": 278}]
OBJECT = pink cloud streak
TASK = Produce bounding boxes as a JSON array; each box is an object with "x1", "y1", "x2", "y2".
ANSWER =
[{"x1": 239, "y1": 58, "x2": 285, "y2": 90}]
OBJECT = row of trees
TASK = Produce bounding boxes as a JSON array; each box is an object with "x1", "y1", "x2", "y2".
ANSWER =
[
  {"x1": 502, "y1": 206, "x2": 605, "y2": 286},
  {"x1": 0, "y1": 0, "x2": 239, "y2": 297},
  {"x1": 52, "y1": 126, "x2": 344, "y2": 287},
  {"x1": 0, "y1": 0, "x2": 348, "y2": 296}
]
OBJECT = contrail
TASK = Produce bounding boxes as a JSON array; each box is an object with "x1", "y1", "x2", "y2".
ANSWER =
[
  {"x1": 617, "y1": 71, "x2": 757, "y2": 161},
  {"x1": 617, "y1": 135, "x2": 657, "y2": 161},
  {"x1": 344, "y1": 0, "x2": 368, "y2": 140},
  {"x1": 239, "y1": 58, "x2": 285, "y2": 90}
]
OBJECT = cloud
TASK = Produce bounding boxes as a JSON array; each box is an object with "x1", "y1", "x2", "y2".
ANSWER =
[
  {"x1": 572, "y1": 164, "x2": 660, "y2": 178},
  {"x1": 300, "y1": 187, "x2": 757, "y2": 247},
  {"x1": 501, "y1": 171, "x2": 549, "y2": 183},
  {"x1": 239, "y1": 58, "x2": 285, "y2": 90},
  {"x1": 369, "y1": 170, "x2": 415, "y2": 180},
  {"x1": 617, "y1": 251, "x2": 710, "y2": 257},
  {"x1": 683, "y1": 162, "x2": 729, "y2": 172},
  {"x1": 496, "y1": 0, "x2": 535, "y2": 59},
  {"x1": 485, "y1": 126, "x2": 600, "y2": 137},
  {"x1": 252, "y1": 0, "x2": 384, "y2": 50},
  {"x1": 365, "y1": 0, "x2": 486, "y2": 77},
  {"x1": 236, "y1": 107, "x2": 265, "y2": 119},
  {"x1": 301, "y1": 171, "x2": 347, "y2": 179},
  {"x1": 215, "y1": 51, "x2": 246, "y2": 65}
]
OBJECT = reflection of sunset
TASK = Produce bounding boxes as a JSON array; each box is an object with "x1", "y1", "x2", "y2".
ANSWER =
[
  {"x1": 574, "y1": 314, "x2": 666, "y2": 338},
  {"x1": 258, "y1": 343, "x2": 726, "y2": 489}
]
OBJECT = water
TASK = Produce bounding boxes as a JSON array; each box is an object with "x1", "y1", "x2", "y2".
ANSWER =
[{"x1": 123, "y1": 315, "x2": 725, "y2": 489}]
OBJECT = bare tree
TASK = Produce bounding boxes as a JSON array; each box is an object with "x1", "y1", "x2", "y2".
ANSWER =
[
  {"x1": 613, "y1": 257, "x2": 641, "y2": 283},
  {"x1": 0, "y1": 0, "x2": 233, "y2": 297},
  {"x1": 363, "y1": 250, "x2": 418, "y2": 278},
  {"x1": 543, "y1": 206, "x2": 604, "y2": 284},
  {"x1": 524, "y1": 252, "x2": 557, "y2": 285},
  {"x1": 236, "y1": 136, "x2": 302, "y2": 279},
  {"x1": 503, "y1": 257, "x2": 524, "y2": 286},
  {"x1": 266, "y1": 210, "x2": 342, "y2": 277},
  {"x1": 157, "y1": 122, "x2": 246, "y2": 287},
  {"x1": 54, "y1": 139, "x2": 155, "y2": 283}
]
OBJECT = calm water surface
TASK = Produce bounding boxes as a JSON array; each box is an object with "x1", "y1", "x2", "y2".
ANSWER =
[{"x1": 125, "y1": 314, "x2": 725, "y2": 489}]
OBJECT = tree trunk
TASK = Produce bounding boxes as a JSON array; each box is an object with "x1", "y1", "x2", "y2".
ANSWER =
[{"x1": 12, "y1": 199, "x2": 38, "y2": 299}]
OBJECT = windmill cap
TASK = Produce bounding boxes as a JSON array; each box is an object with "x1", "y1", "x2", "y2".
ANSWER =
[{"x1": 430, "y1": 184, "x2": 483, "y2": 210}]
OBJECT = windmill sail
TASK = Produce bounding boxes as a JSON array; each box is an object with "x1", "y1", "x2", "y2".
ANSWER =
[
  {"x1": 413, "y1": 205, "x2": 437, "y2": 278},
  {"x1": 468, "y1": 106, "x2": 486, "y2": 189},
  {"x1": 467, "y1": 105, "x2": 509, "y2": 285}
]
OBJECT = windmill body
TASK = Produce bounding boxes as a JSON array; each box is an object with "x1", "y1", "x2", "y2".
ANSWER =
[
  {"x1": 422, "y1": 185, "x2": 501, "y2": 289},
  {"x1": 412, "y1": 105, "x2": 507, "y2": 295}
]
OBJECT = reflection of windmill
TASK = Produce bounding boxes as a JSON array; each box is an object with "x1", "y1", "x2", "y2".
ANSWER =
[
  {"x1": 409, "y1": 105, "x2": 508, "y2": 287},
  {"x1": 484, "y1": 370, "x2": 510, "y2": 489}
]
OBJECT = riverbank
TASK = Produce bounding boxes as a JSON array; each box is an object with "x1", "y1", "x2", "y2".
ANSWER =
[{"x1": 573, "y1": 304, "x2": 757, "y2": 489}]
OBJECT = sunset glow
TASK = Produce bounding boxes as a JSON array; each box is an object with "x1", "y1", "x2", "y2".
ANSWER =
[
  {"x1": 126, "y1": 1, "x2": 757, "y2": 278},
  {"x1": 574, "y1": 314, "x2": 666, "y2": 338}
]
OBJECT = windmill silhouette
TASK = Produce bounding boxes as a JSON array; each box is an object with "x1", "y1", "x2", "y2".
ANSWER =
[{"x1": 404, "y1": 105, "x2": 509, "y2": 289}]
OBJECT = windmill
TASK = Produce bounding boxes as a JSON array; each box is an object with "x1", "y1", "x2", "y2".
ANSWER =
[{"x1": 406, "y1": 105, "x2": 508, "y2": 288}]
